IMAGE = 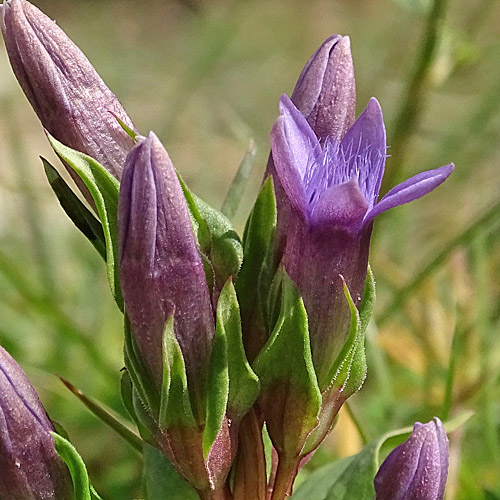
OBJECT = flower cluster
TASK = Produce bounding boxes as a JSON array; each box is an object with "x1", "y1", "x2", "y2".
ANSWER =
[{"x1": 0, "y1": 1, "x2": 454, "y2": 499}]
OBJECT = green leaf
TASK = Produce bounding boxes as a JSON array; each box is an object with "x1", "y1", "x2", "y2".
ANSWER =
[
  {"x1": 253, "y1": 269, "x2": 321, "y2": 457},
  {"x1": 47, "y1": 135, "x2": 123, "y2": 310},
  {"x1": 159, "y1": 315, "x2": 196, "y2": 428},
  {"x1": 143, "y1": 444, "x2": 198, "y2": 500},
  {"x1": 292, "y1": 411, "x2": 474, "y2": 500},
  {"x1": 42, "y1": 158, "x2": 106, "y2": 260},
  {"x1": 204, "y1": 279, "x2": 260, "y2": 457},
  {"x1": 221, "y1": 139, "x2": 257, "y2": 220},
  {"x1": 51, "y1": 432, "x2": 102, "y2": 500},
  {"x1": 236, "y1": 176, "x2": 277, "y2": 359},
  {"x1": 60, "y1": 377, "x2": 143, "y2": 453},
  {"x1": 179, "y1": 176, "x2": 243, "y2": 288}
]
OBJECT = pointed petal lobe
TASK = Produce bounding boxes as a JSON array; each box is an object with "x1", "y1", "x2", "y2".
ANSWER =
[{"x1": 365, "y1": 163, "x2": 454, "y2": 223}]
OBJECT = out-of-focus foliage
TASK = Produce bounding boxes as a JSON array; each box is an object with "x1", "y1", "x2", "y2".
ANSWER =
[{"x1": 1, "y1": 0, "x2": 500, "y2": 498}]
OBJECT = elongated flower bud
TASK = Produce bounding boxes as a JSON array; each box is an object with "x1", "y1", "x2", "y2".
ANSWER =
[
  {"x1": 291, "y1": 35, "x2": 356, "y2": 142},
  {"x1": 374, "y1": 418, "x2": 449, "y2": 500},
  {"x1": 0, "y1": 346, "x2": 73, "y2": 500},
  {"x1": 1, "y1": 0, "x2": 136, "y2": 181},
  {"x1": 119, "y1": 132, "x2": 214, "y2": 416}
]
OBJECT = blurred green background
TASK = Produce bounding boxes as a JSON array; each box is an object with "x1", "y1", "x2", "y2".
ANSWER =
[{"x1": 1, "y1": 0, "x2": 500, "y2": 498}]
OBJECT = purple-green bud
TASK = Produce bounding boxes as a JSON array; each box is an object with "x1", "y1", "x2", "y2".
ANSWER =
[
  {"x1": 374, "y1": 418, "x2": 449, "y2": 500},
  {"x1": 1, "y1": 0, "x2": 136, "y2": 182},
  {"x1": 0, "y1": 346, "x2": 73, "y2": 500},
  {"x1": 118, "y1": 132, "x2": 214, "y2": 417}
]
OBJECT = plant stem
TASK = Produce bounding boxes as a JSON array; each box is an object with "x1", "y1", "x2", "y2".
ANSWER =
[
  {"x1": 233, "y1": 409, "x2": 267, "y2": 500},
  {"x1": 198, "y1": 486, "x2": 233, "y2": 500},
  {"x1": 270, "y1": 455, "x2": 299, "y2": 500},
  {"x1": 382, "y1": 0, "x2": 449, "y2": 194}
]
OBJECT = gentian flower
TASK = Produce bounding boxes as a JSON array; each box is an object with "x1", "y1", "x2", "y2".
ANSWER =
[
  {"x1": 0, "y1": 345, "x2": 73, "y2": 500},
  {"x1": 1, "y1": 0, "x2": 136, "y2": 183},
  {"x1": 119, "y1": 131, "x2": 214, "y2": 418},
  {"x1": 119, "y1": 132, "x2": 236, "y2": 493},
  {"x1": 270, "y1": 94, "x2": 453, "y2": 390},
  {"x1": 374, "y1": 417, "x2": 449, "y2": 500}
]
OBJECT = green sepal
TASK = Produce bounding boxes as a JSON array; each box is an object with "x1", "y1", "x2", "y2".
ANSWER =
[
  {"x1": 179, "y1": 175, "x2": 243, "y2": 289},
  {"x1": 193, "y1": 193, "x2": 243, "y2": 285},
  {"x1": 159, "y1": 315, "x2": 197, "y2": 429},
  {"x1": 47, "y1": 135, "x2": 123, "y2": 310},
  {"x1": 178, "y1": 175, "x2": 211, "y2": 255},
  {"x1": 359, "y1": 265, "x2": 376, "y2": 333},
  {"x1": 51, "y1": 432, "x2": 103, "y2": 500},
  {"x1": 292, "y1": 411, "x2": 473, "y2": 500},
  {"x1": 236, "y1": 176, "x2": 277, "y2": 359},
  {"x1": 42, "y1": 158, "x2": 106, "y2": 260},
  {"x1": 143, "y1": 443, "x2": 198, "y2": 500},
  {"x1": 120, "y1": 369, "x2": 153, "y2": 442},
  {"x1": 252, "y1": 269, "x2": 321, "y2": 458},
  {"x1": 123, "y1": 317, "x2": 159, "y2": 419},
  {"x1": 203, "y1": 279, "x2": 260, "y2": 458},
  {"x1": 324, "y1": 268, "x2": 376, "y2": 396}
]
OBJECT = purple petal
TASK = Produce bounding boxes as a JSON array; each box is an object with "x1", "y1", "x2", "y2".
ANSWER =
[
  {"x1": 340, "y1": 98, "x2": 386, "y2": 207},
  {"x1": 278, "y1": 94, "x2": 322, "y2": 180},
  {"x1": 309, "y1": 178, "x2": 368, "y2": 232},
  {"x1": 291, "y1": 35, "x2": 356, "y2": 142},
  {"x1": 364, "y1": 163, "x2": 454, "y2": 223},
  {"x1": 271, "y1": 97, "x2": 320, "y2": 217}
]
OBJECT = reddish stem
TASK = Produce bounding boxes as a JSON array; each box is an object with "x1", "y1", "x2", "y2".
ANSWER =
[{"x1": 269, "y1": 455, "x2": 300, "y2": 500}]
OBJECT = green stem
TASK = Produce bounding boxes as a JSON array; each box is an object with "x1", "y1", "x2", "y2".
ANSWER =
[
  {"x1": 382, "y1": 0, "x2": 449, "y2": 194},
  {"x1": 270, "y1": 455, "x2": 299, "y2": 500}
]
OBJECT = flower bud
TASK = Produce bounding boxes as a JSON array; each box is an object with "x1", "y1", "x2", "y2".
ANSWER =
[
  {"x1": 1, "y1": 0, "x2": 136, "y2": 182},
  {"x1": 374, "y1": 417, "x2": 449, "y2": 500},
  {"x1": 119, "y1": 133, "x2": 236, "y2": 493},
  {"x1": 119, "y1": 132, "x2": 214, "y2": 417},
  {"x1": 291, "y1": 35, "x2": 356, "y2": 142},
  {"x1": 0, "y1": 346, "x2": 73, "y2": 500}
]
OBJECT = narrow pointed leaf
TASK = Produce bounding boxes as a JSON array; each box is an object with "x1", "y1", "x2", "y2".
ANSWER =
[
  {"x1": 60, "y1": 377, "x2": 143, "y2": 453},
  {"x1": 221, "y1": 139, "x2": 257, "y2": 220},
  {"x1": 42, "y1": 158, "x2": 106, "y2": 260},
  {"x1": 48, "y1": 135, "x2": 122, "y2": 310}
]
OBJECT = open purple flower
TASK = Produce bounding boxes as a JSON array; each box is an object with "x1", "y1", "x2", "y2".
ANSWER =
[
  {"x1": 0, "y1": 346, "x2": 73, "y2": 499},
  {"x1": 270, "y1": 94, "x2": 453, "y2": 389},
  {"x1": 374, "y1": 417, "x2": 449, "y2": 500}
]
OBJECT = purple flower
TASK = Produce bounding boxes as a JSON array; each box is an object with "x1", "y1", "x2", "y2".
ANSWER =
[
  {"x1": 374, "y1": 417, "x2": 449, "y2": 500},
  {"x1": 270, "y1": 94, "x2": 453, "y2": 389},
  {"x1": 1, "y1": 0, "x2": 136, "y2": 182},
  {"x1": 0, "y1": 346, "x2": 73, "y2": 500},
  {"x1": 118, "y1": 132, "x2": 214, "y2": 417}
]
